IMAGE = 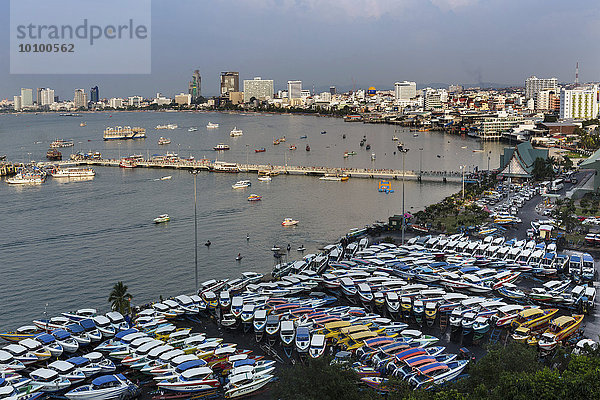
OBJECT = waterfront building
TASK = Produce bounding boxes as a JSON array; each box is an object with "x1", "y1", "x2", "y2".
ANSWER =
[
  {"x1": 13, "y1": 95, "x2": 22, "y2": 111},
  {"x1": 525, "y1": 76, "x2": 557, "y2": 100},
  {"x1": 300, "y1": 89, "x2": 311, "y2": 99},
  {"x1": 559, "y1": 86, "x2": 599, "y2": 120},
  {"x1": 90, "y1": 86, "x2": 99, "y2": 103},
  {"x1": 475, "y1": 113, "x2": 527, "y2": 140},
  {"x1": 243, "y1": 77, "x2": 274, "y2": 102},
  {"x1": 423, "y1": 88, "x2": 447, "y2": 110},
  {"x1": 20, "y1": 88, "x2": 33, "y2": 107},
  {"x1": 175, "y1": 93, "x2": 192, "y2": 105},
  {"x1": 394, "y1": 81, "x2": 416, "y2": 100},
  {"x1": 229, "y1": 92, "x2": 244, "y2": 105},
  {"x1": 498, "y1": 142, "x2": 549, "y2": 179},
  {"x1": 40, "y1": 88, "x2": 55, "y2": 106},
  {"x1": 73, "y1": 89, "x2": 87, "y2": 109},
  {"x1": 287, "y1": 80, "x2": 302, "y2": 100},
  {"x1": 154, "y1": 93, "x2": 172, "y2": 106},
  {"x1": 220, "y1": 72, "x2": 239, "y2": 96},
  {"x1": 36, "y1": 88, "x2": 43, "y2": 105},
  {"x1": 319, "y1": 92, "x2": 332, "y2": 102},
  {"x1": 128, "y1": 96, "x2": 143, "y2": 107},
  {"x1": 189, "y1": 69, "x2": 201, "y2": 100},
  {"x1": 109, "y1": 98, "x2": 123, "y2": 108},
  {"x1": 536, "y1": 89, "x2": 559, "y2": 112}
]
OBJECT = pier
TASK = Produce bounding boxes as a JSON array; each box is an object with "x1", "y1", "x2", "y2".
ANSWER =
[{"x1": 40, "y1": 158, "x2": 464, "y2": 182}]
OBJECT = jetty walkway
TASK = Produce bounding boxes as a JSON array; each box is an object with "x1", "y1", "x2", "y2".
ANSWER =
[{"x1": 42, "y1": 158, "x2": 463, "y2": 182}]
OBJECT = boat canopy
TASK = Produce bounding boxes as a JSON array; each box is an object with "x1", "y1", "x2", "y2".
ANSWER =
[
  {"x1": 417, "y1": 362, "x2": 449, "y2": 375},
  {"x1": 35, "y1": 333, "x2": 56, "y2": 344},
  {"x1": 67, "y1": 323, "x2": 85, "y2": 334},
  {"x1": 66, "y1": 356, "x2": 89, "y2": 366},
  {"x1": 364, "y1": 337, "x2": 393, "y2": 347},
  {"x1": 176, "y1": 359, "x2": 208, "y2": 373},
  {"x1": 405, "y1": 355, "x2": 436, "y2": 367},
  {"x1": 79, "y1": 319, "x2": 96, "y2": 330},
  {"x1": 233, "y1": 359, "x2": 256, "y2": 368},
  {"x1": 552, "y1": 316, "x2": 575, "y2": 328},
  {"x1": 92, "y1": 374, "x2": 119, "y2": 386},
  {"x1": 181, "y1": 366, "x2": 213, "y2": 379},
  {"x1": 31, "y1": 368, "x2": 59, "y2": 381},
  {"x1": 396, "y1": 347, "x2": 426, "y2": 361},
  {"x1": 115, "y1": 328, "x2": 138, "y2": 339},
  {"x1": 52, "y1": 329, "x2": 72, "y2": 340}
]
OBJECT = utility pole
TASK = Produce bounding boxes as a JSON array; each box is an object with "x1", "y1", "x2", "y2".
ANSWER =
[
  {"x1": 190, "y1": 170, "x2": 199, "y2": 293},
  {"x1": 399, "y1": 148, "x2": 409, "y2": 244}
]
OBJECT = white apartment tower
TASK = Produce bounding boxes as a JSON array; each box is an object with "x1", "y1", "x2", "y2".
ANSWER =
[
  {"x1": 20, "y1": 88, "x2": 33, "y2": 107},
  {"x1": 287, "y1": 80, "x2": 302, "y2": 99},
  {"x1": 394, "y1": 81, "x2": 417, "y2": 100},
  {"x1": 559, "y1": 86, "x2": 599, "y2": 120},
  {"x1": 40, "y1": 89, "x2": 55, "y2": 106},
  {"x1": 74, "y1": 89, "x2": 87, "y2": 108},
  {"x1": 525, "y1": 76, "x2": 557, "y2": 100},
  {"x1": 243, "y1": 77, "x2": 274, "y2": 102}
]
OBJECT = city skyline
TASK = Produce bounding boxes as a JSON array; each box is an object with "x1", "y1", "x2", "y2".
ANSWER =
[{"x1": 0, "y1": 0, "x2": 598, "y2": 99}]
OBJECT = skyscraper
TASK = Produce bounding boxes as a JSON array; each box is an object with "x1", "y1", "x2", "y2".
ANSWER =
[
  {"x1": 189, "y1": 70, "x2": 201, "y2": 100},
  {"x1": 220, "y1": 72, "x2": 239, "y2": 96},
  {"x1": 40, "y1": 88, "x2": 55, "y2": 106},
  {"x1": 13, "y1": 96, "x2": 22, "y2": 111},
  {"x1": 243, "y1": 77, "x2": 274, "y2": 102},
  {"x1": 74, "y1": 89, "x2": 88, "y2": 109},
  {"x1": 394, "y1": 81, "x2": 416, "y2": 100},
  {"x1": 20, "y1": 88, "x2": 33, "y2": 107},
  {"x1": 90, "y1": 86, "x2": 99, "y2": 103},
  {"x1": 36, "y1": 88, "x2": 43, "y2": 105},
  {"x1": 559, "y1": 86, "x2": 599, "y2": 120},
  {"x1": 525, "y1": 76, "x2": 557, "y2": 100},
  {"x1": 329, "y1": 86, "x2": 336, "y2": 95},
  {"x1": 287, "y1": 80, "x2": 302, "y2": 99}
]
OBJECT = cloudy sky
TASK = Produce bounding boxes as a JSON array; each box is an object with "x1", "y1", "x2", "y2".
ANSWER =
[{"x1": 0, "y1": 0, "x2": 598, "y2": 100}]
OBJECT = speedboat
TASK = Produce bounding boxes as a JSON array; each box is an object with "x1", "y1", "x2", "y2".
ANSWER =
[
  {"x1": 78, "y1": 319, "x2": 102, "y2": 342},
  {"x1": 206, "y1": 123, "x2": 219, "y2": 129},
  {"x1": 29, "y1": 368, "x2": 71, "y2": 392},
  {"x1": 247, "y1": 194, "x2": 262, "y2": 202},
  {"x1": 65, "y1": 356, "x2": 102, "y2": 378},
  {"x1": 51, "y1": 330, "x2": 79, "y2": 353},
  {"x1": 34, "y1": 333, "x2": 63, "y2": 357},
  {"x1": 295, "y1": 327, "x2": 310, "y2": 353},
  {"x1": 232, "y1": 180, "x2": 251, "y2": 189},
  {"x1": 224, "y1": 372, "x2": 273, "y2": 399},
  {"x1": 0, "y1": 350, "x2": 26, "y2": 372},
  {"x1": 18, "y1": 339, "x2": 51, "y2": 361},
  {"x1": 2, "y1": 344, "x2": 38, "y2": 365},
  {"x1": 158, "y1": 137, "x2": 171, "y2": 145},
  {"x1": 408, "y1": 360, "x2": 469, "y2": 389},
  {"x1": 257, "y1": 176, "x2": 271, "y2": 182},
  {"x1": 281, "y1": 218, "x2": 299, "y2": 226},
  {"x1": 214, "y1": 144, "x2": 230, "y2": 151},
  {"x1": 65, "y1": 374, "x2": 138, "y2": 400},
  {"x1": 230, "y1": 127, "x2": 243, "y2": 137},
  {"x1": 47, "y1": 360, "x2": 86, "y2": 383},
  {"x1": 156, "y1": 366, "x2": 220, "y2": 393},
  {"x1": 91, "y1": 316, "x2": 115, "y2": 338},
  {"x1": 0, "y1": 326, "x2": 39, "y2": 343},
  {"x1": 279, "y1": 321, "x2": 295, "y2": 347},
  {"x1": 153, "y1": 214, "x2": 170, "y2": 224},
  {"x1": 308, "y1": 334, "x2": 326, "y2": 359}
]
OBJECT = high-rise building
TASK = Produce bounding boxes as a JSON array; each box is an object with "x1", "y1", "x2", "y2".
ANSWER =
[
  {"x1": 330, "y1": 86, "x2": 336, "y2": 95},
  {"x1": 36, "y1": 88, "x2": 43, "y2": 105},
  {"x1": 74, "y1": 89, "x2": 87, "y2": 108},
  {"x1": 20, "y1": 88, "x2": 33, "y2": 107},
  {"x1": 448, "y1": 84, "x2": 463, "y2": 93},
  {"x1": 40, "y1": 88, "x2": 55, "y2": 106},
  {"x1": 536, "y1": 89, "x2": 559, "y2": 112},
  {"x1": 525, "y1": 76, "x2": 557, "y2": 100},
  {"x1": 189, "y1": 69, "x2": 201, "y2": 100},
  {"x1": 90, "y1": 86, "x2": 99, "y2": 103},
  {"x1": 287, "y1": 81, "x2": 302, "y2": 100},
  {"x1": 175, "y1": 93, "x2": 192, "y2": 105},
  {"x1": 109, "y1": 98, "x2": 123, "y2": 108},
  {"x1": 13, "y1": 95, "x2": 22, "y2": 111},
  {"x1": 394, "y1": 81, "x2": 416, "y2": 100},
  {"x1": 243, "y1": 77, "x2": 274, "y2": 102},
  {"x1": 220, "y1": 72, "x2": 239, "y2": 96},
  {"x1": 559, "y1": 86, "x2": 599, "y2": 120},
  {"x1": 423, "y1": 88, "x2": 448, "y2": 110}
]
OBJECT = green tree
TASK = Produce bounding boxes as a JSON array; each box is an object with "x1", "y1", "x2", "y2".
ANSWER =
[
  {"x1": 108, "y1": 281, "x2": 132, "y2": 315},
  {"x1": 532, "y1": 157, "x2": 555, "y2": 181}
]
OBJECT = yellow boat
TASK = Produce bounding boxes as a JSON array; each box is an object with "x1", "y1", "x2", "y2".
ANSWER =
[
  {"x1": 322, "y1": 321, "x2": 351, "y2": 339},
  {"x1": 511, "y1": 326, "x2": 531, "y2": 343},
  {"x1": 335, "y1": 325, "x2": 370, "y2": 344},
  {"x1": 511, "y1": 308, "x2": 558, "y2": 330},
  {"x1": 344, "y1": 331, "x2": 379, "y2": 351},
  {"x1": 538, "y1": 315, "x2": 584, "y2": 351},
  {"x1": 0, "y1": 326, "x2": 39, "y2": 342}
]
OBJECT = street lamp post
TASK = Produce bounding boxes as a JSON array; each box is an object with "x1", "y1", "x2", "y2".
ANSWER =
[
  {"x1": 460, "y1": 165, "x2": 465, "y2": 201},
  {"x1": 190, "y1": 169, "x2": 199, "y2": 293},
  {"x1": 487, "y1": 151, "x2": 491, "y2": 174},
  {"x1": 400, "y1": 148, "x2": 409, "y2": 244},
  {"x1": 419, "y1": 148, "x2": 423, "y2": 181}
]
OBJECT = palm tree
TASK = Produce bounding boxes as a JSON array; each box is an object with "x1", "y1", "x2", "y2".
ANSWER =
[{"x1": 108, "y1": 281, "x2": 132, "y2": 315}]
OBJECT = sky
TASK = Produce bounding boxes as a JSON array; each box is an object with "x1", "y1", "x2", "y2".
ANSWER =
[{"x1": 0, "y1": 0, "x2": 599, "y2": 100}]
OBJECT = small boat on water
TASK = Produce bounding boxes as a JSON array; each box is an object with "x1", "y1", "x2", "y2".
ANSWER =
[
  {"x1": 305, "y1": 145, "x2": 310, "y2": 151},
  {"x1": 47, "y1": 149, "x2": 62, "y2": 160},
  {"x1": 80, "y1": 122, "x2": 86, "y2": 127},
  {"x1": 392, "y1": 136, "x2": 398, "y2": 141},
  {"x1": 299, "y1": 135, "x2": 307, "y2": 139},
  {"x1": 214, "y1": 144, "x2": 230, "y2": 151},
  {"x1": 289, "y1": 145, "x2": 296, "y2": 150},
  {"x1": 273, "y1": 139, "x2": 280, "y2": 145},
  {"x1": 50, "y1": 139, "x2": 74, "y2": 148},
  {"x1": 320, "y1": 174, "x2": 349, "y2": 182},
  {"x1": 254, "y1": 148, "x2": 266, "y2": 153},
  {"x1": 230, "y1": 127, "x2": 243, "y2": 137},
  {"x1": 257, "y1": 176, "x2": 271, "y2": 182},
  {"x1": 247, "y1": 194, "x2": 262, "y2": 202},
  {"x1": 65, "y1": 373, "x2": 138, "y2": 400},
  {"x1": 232, "y1": 180, "x2": 251, "y2": 189},
  {"x1": 119, "y1": 159, "x2": 136, "y2": 168},
  {"x1": 7, "y1": 173, "x2": 45, "y2": 185},
  {"x1": 281, "y1": 218, "x2": 299, "y2": 227},
  {"x1": 365, "y1": 144, "x2": 371, "y2": 150},
  {"x1": 153, "y1": 214, "x2": 170, "y2": 224},
  {"x1": 158, "y1": 137, "x2": 171, "y2": 145},
  {"x1": 206, "y1": 122, "x2": 219, "y2": 129},
  {"x1": 321, "y1": 131, "x2": 326, "y2": 134},
  {"x1": 297, "y1": 245, "x2": 306, "y2": 252},
  {"x1": 223, "y1": 372, "x2": 274, "y2": 399},
  {"x1": 188, "y1": 127, "x2": 198, "y2": 132},
  {"x1": 279, "y1": 136, "x2": 286, "y2": 142},
  {"x1": 160, "y1": 176, "x2": 172, "y2": 180}
]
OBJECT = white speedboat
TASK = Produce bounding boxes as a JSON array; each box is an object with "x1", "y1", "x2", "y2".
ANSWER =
[
  {"x1": 281, "y1": 218, "x2": 299, "y2": 226},
  {"x1": 91, "y1": 316, "x2": 115, "y2": 338},
  {"x1": 206, "y1": 123, "x2": 219, "y2": 129},
  {"x1": 230, "y1": 127, "x2": 243, "y2": 137},
  {"x1": 18, "y1": 339, "x2": 51, "y2": 361},
  {"x1": 156, "y1": 366, "x2": 220, "y2": 393},
  {"x1": 153, "y1": 214, "x2": 170, "y2": 224},
  {"x1": 308, "y1": 334, "x2": 326, "y2": 359},
  {"x1": 34, "y1": 333, "x2": 63, "y2": 357},
  {"x1": 51, "y1": 330, "x2": 79, "y2": 353},
  {"x1": 2, "y1": 344, "x2": 38, "y2": 365},
  {"x1": 295, "y1": 327, "x2": 310, "y2": 353},
  {"x1": 257, "y1": 176, "x2": 271, "y2": 182},
  {"x1": 279, "y1": 321, "x2": 295, "y2": 347},
  {"x1": 0, "y1": 349, "x2": 26, "y2": 372},
  {"x1": 188, "y1": 127, "x2": 198, "y2": 132},
  {"x1": 232, "y1": 180, "x2": 251, "y2": 189},
  {"x1": 65, "y1": 373, "x2": 138, "y2": 400},
  {"x1": 408, "y1": 360, "x2": 469, "y2": 389},
  {"x1": 30, "y1": 368, "x2": 71, "y2": 392},
  {"x1": 158, "y1": 137, "x2": 171, "y2": 145},
  {"x1": 224, "y1": 372, "x2": 273, "y2": 399},
  {"x1": 47, "y1": 360, "x2": 86, "y2": 383}
]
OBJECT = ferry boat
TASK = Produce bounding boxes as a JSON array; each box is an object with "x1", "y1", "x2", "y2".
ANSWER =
[
  {"x1": 119, "y1": 159, "x2": 137, "y2": 168},
  {"x1": 282, "y1": 218, "x2": 299, "y2": 226},
  {"x1": 247, "y1": 194, "x2": 262, "y2": 202},
  {"x1": 320, "y1": 174, "x2": 349, "y2": 181},
  {"x1": 7, "y1": 172, "x2": 44, "y2": 185},
  {"x1": 213, "y1": 144, "x2": 230, "y2": 151},
  {"x1": 50, "y1": 139, "x2": 74, "y2": 148},
  {"x1": 212, "y1": 161, "x2": 239, "y2": 173},
  {"x1": 230, "y1": 127, "x2": 243, "y2": 137},
  {"x1": 158, "y1": 137, "x2": 171, "y2": 145},
  {"x1": 206, "y1": 122, "x2": 219, "y2": 129},
  {"x1": 153, "y1": 214, "x2": 170, "y2": 224},
  {"x1": 232, "y1": 180, "x2": 251, "y2": 189},
  {"x1": 51, "y1": 168, "x2": 96, "y2": 178},
  {"x1": 47, "y1": 149, "x2": 62, "y2": 160},
  {"x1": 103, "y1": 126, "x2": 146, "y2": 140}
]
